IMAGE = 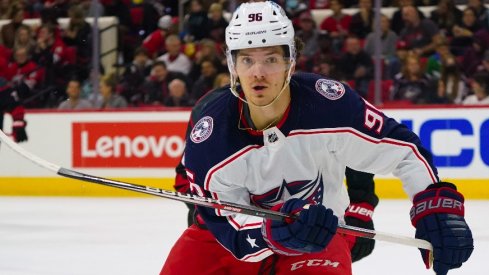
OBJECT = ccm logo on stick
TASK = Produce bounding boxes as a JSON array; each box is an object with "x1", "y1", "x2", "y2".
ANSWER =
[{"x1": 72, "y1": 122, "x2": 186, "y2": 168}]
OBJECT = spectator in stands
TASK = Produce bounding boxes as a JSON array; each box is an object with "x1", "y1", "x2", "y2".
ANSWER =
[
  {"x1": 319, "y1": 0, "x2": 351, "y2": 54},
  {"x1": 58, "y1": 78, "x2": 93, "y2": 110},
  {"x1": 1, "y1": 2, "x2": 27, "y2": 49},
  {"x1": 429, "y1": 0, "x2": 461, "y2": 37},
  {"x1": 460, "y1": 29, "x2": 489, "y2": 77},
  {"x1": 390, "y1": 0, "x2": 424, "y2": 35},
  {"x1": 463, "y1": 71, "x2": 489, "y2": 105},
  {"x1": 336, "y1": 36, "x2": 373, "y2": 97},
  {"x1": 349, "y1": 0, "x2": 374, "y2": 39},
  {"x1": 164, "y1": 78, "x2": 192, "y2": 107},
  {"x1": 120, "y1": 47, "x2": 153, "y2": 105},
  {"x1": 142, "y1": 15, "x2": 173, "y2": 59},
  {"x1": 189, "y1": 38, "x2": 225, "y2": 81},
  {"x1": 33, "y1": 24, "x2": 68, "y2": 82},
  {"x1": 62, "y1": 5, "x2": 92, "y2": 69},
  {"x1": 93, "y1": 74, "x2": 127, "y2": 109},
  {"x1": 313, "y1": 55, "x2": 340, "y2": 79},
  {"x1": 450, "y1": 7, "x2": 483, "y2": 56},
  {"x1": 213, "y1": 72, "x2": 230, "y2": 89},
  {"x1": 426, "y1": 37, "x2": 451, "y2": 78},
  {"x1": 142, "y1": 61, "x2": 188, "y2": 105},
  {"x1": 157, "y1": 35, "x2": 193, "y2": 76},
  {"x1": 296, "y1": 11, "x2": 320, "y2": 72},
  {"x1": 6, "y1": 46, "x2": 44, "y2": 92},
  {"x1": 437, "y1": 55, "x2": 467, "y2": 104},
  {"x1": 206, "y1": 3, "x2": 228, "y2": 44},
  {"x1": 467, "y1": 0, "x2": 488, "y2": 30},
  {"x1": 190, "y1": 59, "x2": 219, "y2": 103},
  {"x1": 399, "y1": 5, "x2": 440, "y2": 57},
  {"x1": 385, "y1": 39, "x2": 411, "y2": 79},
  {"x1": 184, "y1": 0, "x2": 210, "y2": 42},
  {"x1": 391, "y1": 53, "x2": 437, "y2": 104},
  {"x1": 13, "y1": 25, "x2": 36, "y2": 54},
  {"x1": 311, "y1": 31, "x2": 336, "y2": 74},
  {"x1": 363, "y1": 14, "x2": 398, "y2": 65}
]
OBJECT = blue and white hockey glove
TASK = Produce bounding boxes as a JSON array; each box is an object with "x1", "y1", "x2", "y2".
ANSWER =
[
  {"x1": 410, "y1": 183, "x2": 473, "y2": 275},
  {"x1": 262, "y1": 198, "x2": 338, "y2": 255}
]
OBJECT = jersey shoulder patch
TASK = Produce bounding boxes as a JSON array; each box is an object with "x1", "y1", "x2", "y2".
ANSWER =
[
  {"x1": 190, "y1": 116, "x2": 214, "y2": 143},
  {"x1": 314, "y1": 78, "x2": 345, "y2": 100}
]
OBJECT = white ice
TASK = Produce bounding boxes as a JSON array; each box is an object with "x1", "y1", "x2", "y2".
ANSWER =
[{"x1": 0, "y1": 197, "x2": 486, "y2": 275}]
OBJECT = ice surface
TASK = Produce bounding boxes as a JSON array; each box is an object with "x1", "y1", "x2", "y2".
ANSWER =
[{"x1": 0, "y1": 197, "x2": 486, "y2": 275}]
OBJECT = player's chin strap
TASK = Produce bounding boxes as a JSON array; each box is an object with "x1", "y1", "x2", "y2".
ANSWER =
[
  {"x1": 0, "y1": 128, "x2": 433, "y2": 258},
  {"x1": 229, "y1": 61, "x2": 295, "y2": 109}
]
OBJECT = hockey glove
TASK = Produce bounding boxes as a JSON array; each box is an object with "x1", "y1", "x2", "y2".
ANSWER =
[
  {"x1": 344, "y1": 205, "x2": 375, "y2": 262},
  {"x1": 262, "y1": 198, "x2": 338, "y2": 255},
  {"x1": 410, "y1": 183, "x2": 473, "y2": 275},
  {"x1": 11, "y1": 106, "x2": 28, "y2": 143},
  {"x1": 344, "y1": 169, "x2": 378, "y2": 261}
]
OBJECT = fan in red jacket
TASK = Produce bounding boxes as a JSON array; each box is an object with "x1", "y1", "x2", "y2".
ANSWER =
[{"x1": 5, "y1": 47, "x2": 44, "y2": 90}]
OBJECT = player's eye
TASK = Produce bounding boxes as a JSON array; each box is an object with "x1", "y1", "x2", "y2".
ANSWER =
[
  {"x1": 240, "y1": 57, "x2": 253, "y2": 65},
  {"x1": 265, "y1": 56, "x2": 279, "y2": 64}
]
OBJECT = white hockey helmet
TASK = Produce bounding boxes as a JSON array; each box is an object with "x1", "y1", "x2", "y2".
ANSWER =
[{"x1": 225, "y1": 1, "x2": 296, "y2": 70}]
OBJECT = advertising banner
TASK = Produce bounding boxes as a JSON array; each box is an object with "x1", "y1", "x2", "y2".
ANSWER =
[{"x1": 0, "y1": 107, "x2": 487, "y2": 198}]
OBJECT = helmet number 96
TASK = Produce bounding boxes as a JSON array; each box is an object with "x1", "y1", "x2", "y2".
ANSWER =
[{"x1": 248, "y1": 13, "x2": 262, "y2": 22}]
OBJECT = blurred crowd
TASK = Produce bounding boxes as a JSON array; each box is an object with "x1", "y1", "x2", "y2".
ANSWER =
[{"x1": 1, "y1": 0, "x2": 489, "y2": 110}]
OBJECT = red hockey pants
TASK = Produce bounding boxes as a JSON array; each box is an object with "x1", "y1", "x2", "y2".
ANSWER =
[{"x1": 161, "y1": 225, "x2": 352, "y2": 275}]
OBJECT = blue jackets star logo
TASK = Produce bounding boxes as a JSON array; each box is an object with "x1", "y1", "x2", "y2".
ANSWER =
[{"x1": 250, "y1": 172, "x2": 324, "y2": 209}]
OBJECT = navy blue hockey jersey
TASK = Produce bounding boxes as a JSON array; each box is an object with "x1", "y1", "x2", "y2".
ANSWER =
[{"x1": 184, "y1": 72, "x2": 438, "y2": 262}]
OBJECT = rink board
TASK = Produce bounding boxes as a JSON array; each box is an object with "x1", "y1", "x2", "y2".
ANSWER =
[
  {"x1": 1, "y1": 106, "x2": 488, "y2": 198},
  {"x1": 0, "y1": 177, "x2": 488, "y2": 199}
]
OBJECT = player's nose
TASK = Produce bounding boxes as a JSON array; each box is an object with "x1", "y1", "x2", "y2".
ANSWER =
[{"x1": 250, "y1": 62, "x2": 267, "y2": 79}]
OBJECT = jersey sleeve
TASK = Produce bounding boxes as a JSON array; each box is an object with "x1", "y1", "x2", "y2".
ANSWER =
[{"x1": 333, "y1": 87, "x2": 438, "y2": 199}]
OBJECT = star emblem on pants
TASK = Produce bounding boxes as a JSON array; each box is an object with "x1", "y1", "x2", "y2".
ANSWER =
[{"x1": 246, "y1": 234, "x2": 259, "y2": 248}]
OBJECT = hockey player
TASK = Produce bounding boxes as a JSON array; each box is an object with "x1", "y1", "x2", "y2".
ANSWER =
[
  {"x1": 162, "y1": 2, "x2": 473, "y2": 274},
  {"x1": 0, "y1": 78, "x2": 28, "y2": 143}
]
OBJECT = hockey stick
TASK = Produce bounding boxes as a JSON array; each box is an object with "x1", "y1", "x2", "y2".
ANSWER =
[{"x1": 0, "y1": 130, "x2": 433, "y2": 251}]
